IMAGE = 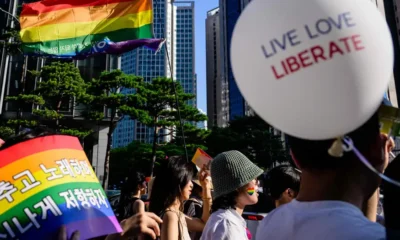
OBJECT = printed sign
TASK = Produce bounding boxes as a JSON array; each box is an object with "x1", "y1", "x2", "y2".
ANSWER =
[
  {"x1": 0, "y1": 135, "x2": 122, "y2": 240},
  {"x1": 191, "y1": 148, "x2": 213, "y2": 170},
  {"x1": 231, "y1": 0, "x2": 393, "y2": 140}
]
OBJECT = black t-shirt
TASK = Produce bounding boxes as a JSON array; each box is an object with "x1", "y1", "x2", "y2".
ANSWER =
[{"x1": 117, "y1": 197, "x2": 140, "y2": 221}]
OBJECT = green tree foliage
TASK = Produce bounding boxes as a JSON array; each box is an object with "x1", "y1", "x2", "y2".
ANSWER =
[
  {"x1": 134, "y1": 77, "x2": 207, "y2": 176},
  {"x1": 172, "y1": 124, "x2": 210, "y2": 154},
  {"x1": 0, "y1": 125, "x2": 14, "y2": 140},
  {"x1": 85, "y1": 70, "x2": 146, "y2": 188},
  {"x1": 109, "y1": 141, "x2": 193, "y2": 187},
  {"x1": 5, "y1": 62, "x2": 92, "y2": 139},
  {"x1": 0, "y1": 28, "x2": 22, "y2": 55},
  {"x1": 109, "y1": 141, "x2": 162, "y2": 187},
  {"x1": 34, "y1": 62, "x2": 87, "y2": 126},
  {"x1": 206, "y1": 115, "x2": 291, "y2": 169}
]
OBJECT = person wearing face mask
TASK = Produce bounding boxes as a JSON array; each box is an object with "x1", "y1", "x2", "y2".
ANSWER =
[{"x1": 201, "y1": 150, "x2": 263, "y2": 240}]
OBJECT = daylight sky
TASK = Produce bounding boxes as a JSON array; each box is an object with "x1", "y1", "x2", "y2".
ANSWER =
[{"x1": 194, "y1": 0, "x2": 218, "y2": 113}]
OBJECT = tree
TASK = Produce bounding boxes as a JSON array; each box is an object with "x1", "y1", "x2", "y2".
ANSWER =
[
  {"x1": 6, "y1": 62, "x2": 91, "y2": 136},
  {"x1": 206, "y1": 115, "x2": 290, "y2": 169},
  {"x1": 135, "y1": 77, "x2": 207, "y2": 176},
  {"x1": 0, "y1": 125, "x2": 14, "y2": 140},
  {"x1": 172, "y1": 124, "x2": 210, "y2": 154},
  {"x1": 35, "y1": 62, "x2": 87, "y2": 127},
  {"x1": 109, "y1": 141, "x2": 155, "y2": 187},
  {"x1": 85, "y1": 70, "x2": 146, "y2": 188}
]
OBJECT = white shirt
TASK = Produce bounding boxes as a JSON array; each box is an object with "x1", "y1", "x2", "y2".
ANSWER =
[
  {"x1": 256, "y1": 200, "x2": 385, "y2": 240},
  {"x1": 201, "y1": 208, "x2": 248, "y2": 240}
]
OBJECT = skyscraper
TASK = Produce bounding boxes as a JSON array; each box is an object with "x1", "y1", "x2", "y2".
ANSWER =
[
  {"x1": 206, "y1": 7, "x2": 228, "y2": 128},
  {"x1": 113, "y1": 0, "x2": 196, "y2": 148},
  {"x1": 219, "y1": 0, "x2": 252, "y2": 121},
  {"x1": 176, "y1": 1, "x2": 196, "y2": 107}
]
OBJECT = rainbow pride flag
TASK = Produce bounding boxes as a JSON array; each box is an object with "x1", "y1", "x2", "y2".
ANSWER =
[
  {"x1": 0, "y1": 135, "x2": 121, "y2": 239},
  {"x1": 19, "y1": 0, "x2": 164, "y2": 58}
]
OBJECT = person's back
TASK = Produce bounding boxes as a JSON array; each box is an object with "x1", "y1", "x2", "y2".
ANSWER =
[
  {"x1": 257, "y1": 112, "x2": 392, "y2": 240},
  {"x1": 257, "y1": 199, "x2": 385, "y2": 240}
]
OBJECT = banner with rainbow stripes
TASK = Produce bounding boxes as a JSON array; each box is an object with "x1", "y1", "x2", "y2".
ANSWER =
[
  {"x1": 0, "y1": 135, "x2": 121, "y2": 240},
  {"x1": 19, "y1": 0, "x2": 165, "y2": 58}
]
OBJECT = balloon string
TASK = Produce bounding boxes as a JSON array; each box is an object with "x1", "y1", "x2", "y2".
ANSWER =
[{"x1": 342, "y1": 137, "x2": 400, "y2": 188}]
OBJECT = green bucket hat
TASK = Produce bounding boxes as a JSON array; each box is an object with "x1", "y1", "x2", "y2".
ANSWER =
[{"x1": 211, "y1": 150, "x2": 263, "y2": 199}]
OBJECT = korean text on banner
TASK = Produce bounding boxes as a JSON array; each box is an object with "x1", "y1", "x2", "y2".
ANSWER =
[{"x1": 0, "y1": 135, "x2": 122, "y2": 240}]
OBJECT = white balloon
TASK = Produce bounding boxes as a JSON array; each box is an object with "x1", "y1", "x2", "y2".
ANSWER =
[{"x1": 231, "y1": 0, "x2": 394, "y2": 140}]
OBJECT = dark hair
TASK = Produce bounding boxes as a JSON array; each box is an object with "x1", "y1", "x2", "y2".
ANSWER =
[
  {"x1": 149, "y1": 156, "x2": 194, "y2": 216},
  {"x1": 265, "y1": 165, "x2": 301, "y2": 200},
  {"x1": 288, "y1": 112, "x2": 380, "y2": 170},
  {"x1": 0, "y1": 127, "x2": 55, "y2": 150},
  {"x1": 191, "y1": 182, "x2": 202, "y2": 197},
  {"x1": 116, "y1": 171, "x2": 146, "y2": 220},
  {"x1": 211, "y1": 190, "x2": 239, "y2": 213}
]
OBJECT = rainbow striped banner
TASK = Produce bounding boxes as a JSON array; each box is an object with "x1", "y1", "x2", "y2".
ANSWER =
[
  {"x1": 0, "y1": 135, "x2": 121, "y2": 240},
  {"x1": 19, "y1": 0, "x2": 164, "y2": 58}
]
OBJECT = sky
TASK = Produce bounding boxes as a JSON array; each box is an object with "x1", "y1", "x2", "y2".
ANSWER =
[{"x1": 194, "y1": 0, "x2": 218, "y2": 113}]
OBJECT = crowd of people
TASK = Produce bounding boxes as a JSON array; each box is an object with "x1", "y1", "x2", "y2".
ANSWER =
[{"x1": 1, "y1": 104, "x2": 400, "y2": 240}]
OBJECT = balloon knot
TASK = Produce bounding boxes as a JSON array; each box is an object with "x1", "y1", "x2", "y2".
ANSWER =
[{"x1": 328, "y1": 137, "x2": 344, "y2": 158}]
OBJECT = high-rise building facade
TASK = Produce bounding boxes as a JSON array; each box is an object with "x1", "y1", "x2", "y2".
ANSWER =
[
  {"x1": 176, "y1": 1, "x2": 196, "y2": 107},
  {"x1": 219, "y1": 0, "x2": 252, "y2": 121},
  {"x1": 206, "y1": 7, "x2": 228, "y2": 128},
  {"x1": 113, "y1": 0, "x2": 196, "y2": 148}
]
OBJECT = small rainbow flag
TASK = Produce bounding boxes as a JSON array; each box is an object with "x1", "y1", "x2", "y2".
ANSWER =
[
  {"x1": 191, "y1": 148, "x2": 213, "y2": 169},
  {"x1": 19, "y1": 0, "x2": 164, "y2": 58},
  {"x1": 0, "y1": 135, "x2": 121, "y2": 239}
]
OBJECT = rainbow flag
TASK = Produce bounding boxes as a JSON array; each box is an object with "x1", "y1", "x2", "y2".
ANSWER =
[
  {"x1": 0, "y1": 135, "x2": 121, "y2": 239},
  {"x1": 19, "y1": 0, "x2": 164, "y2": 58},
  {"x1": 191, "y1": 148, "x2": 213, "y2": 169}
]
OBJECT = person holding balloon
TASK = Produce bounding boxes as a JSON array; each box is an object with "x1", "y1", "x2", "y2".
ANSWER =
[
  {"x1": 229, "y1": 0, "x2": 399, "y2": 239},
  {"x1": 255, "y1": 113, "x2": 394, "y2": 240}
]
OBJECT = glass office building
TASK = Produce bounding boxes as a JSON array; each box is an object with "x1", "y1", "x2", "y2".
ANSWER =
[
  {"x1": 219, "y1": 0, "x2": 251, "y2": 120},
  {"x1": 113, "y1": 0, "x2": 196, "y2": 148}
]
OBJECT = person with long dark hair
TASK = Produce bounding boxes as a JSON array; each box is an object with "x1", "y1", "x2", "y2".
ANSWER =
[
  {"x1": 149, "y1": 156, "x2": 212, "y2": 240},
  {"x1": 201, "y1": 151, "x2": 263, "y2": 240},
  {"x1": 116, "y1": 171, "x2": 147, "y2": 221}
]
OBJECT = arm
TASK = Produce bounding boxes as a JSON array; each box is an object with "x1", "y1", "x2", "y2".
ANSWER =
[
  {"x1": 133, "y1": 200, "x2": 145, "y2": 214},
  {"x1": 57, "y1": 226, "x2": 80, "y2": 240},
  {"x1": 161, "y1": 211, "x2": 180, "y2": 240},
  {"x1": 105, "y1": 212, "x2": 162, "y2": 240},
  {"x1": 185, "y1": 198, "x2": 212, "y2": 232},
  {"x1": 186, "y1": 166, "x2": 212, "y2": 232}
]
